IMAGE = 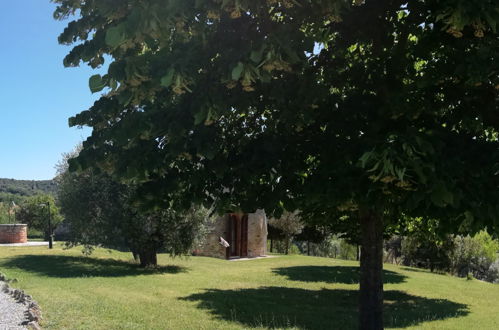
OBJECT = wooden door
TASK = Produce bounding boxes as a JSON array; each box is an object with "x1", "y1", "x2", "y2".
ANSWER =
[
  {"x1": 226, "y1": 214, "x2": 248, "y2": 259},
  {"x1": 240, "y1": 215, "x2": 248, "y2": 257}
]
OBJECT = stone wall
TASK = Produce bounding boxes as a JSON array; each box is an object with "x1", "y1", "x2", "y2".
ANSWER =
[
  {"x1": 0, "y1": 224, "x2": 28, "y2": 244},
  {"x1": 247, "y1": 210, "x2": 268, "y2": 258},
  {"x1": 195, "y1": 214, "x2": 228, "y2": 259},
  {"x1": 197, "y1": 210, "x2": 268, "y2": 259}
]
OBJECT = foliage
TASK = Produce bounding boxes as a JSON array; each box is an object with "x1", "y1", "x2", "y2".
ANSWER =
[
  {"x1": 449, "y1": 231, "x2": 499, "y2": 281},
  {"x1": 0, "y1": 178, "x2": 57, "y2": 198},
  {"x1": 309, "y1": 235, "x2": 342, "y2": 259},
  {"x1": 487, "y1": 260, "x2": 499, "y2": 284},
  {"x1": 396, "y1": 216, "x2": 452, "y2": 272},
  {"x1": 54, "y1": 0, "x2": 499, "y2": 231},
  {"x1": 15, "y1": 194, "x2": 62, "y2": 238},
  {"x1": 0, "y1": 192, "x2": 26, "y2": 205},
  {"x1": 269, "y1": 240, "x2": 301, "y2": 255},
  {"x1": 295, "y1": 225, "x2": 328, "y2": 244},
  {"x1": 56, "y1": 149, "x2": 211, "y2": 266},
  {"x1": 268, "y1": 211, "x2": 303, "y2": 254},
  {"x1": 0, "y1": 202, "x2": 15, "y2": 224},
  {"x1": 383, "y1": 229, "x2": 499, "y2": 283},
  {"x1": 401, "y1": 234, "x2": 454, "y2": 272},
  {"x1": 384, "y1": 235, "x2": 403, "y2": 264}
]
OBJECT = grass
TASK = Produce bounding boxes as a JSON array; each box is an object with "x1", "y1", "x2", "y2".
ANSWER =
[{"x1": 0, "y1": 245, "x2": 498, "y2": 329}]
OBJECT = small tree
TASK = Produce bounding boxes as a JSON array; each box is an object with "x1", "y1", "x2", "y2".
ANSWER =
[
  {"x1": 15, "y1": 194, "x2": 62, "y2": 239},
  {"x1": 268, "y1": 211, "x2": 303, "y2": 255},
  {"x1": 295, "y1": 225, "x2": 328, "y2": 256}
]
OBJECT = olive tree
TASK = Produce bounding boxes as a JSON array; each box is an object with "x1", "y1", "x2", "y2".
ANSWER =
[{"x1": 56, "y1": 150, "x2": 210, "y2": 267}]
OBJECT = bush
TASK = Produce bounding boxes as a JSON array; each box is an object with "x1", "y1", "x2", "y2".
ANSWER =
[
  {"x1": 449, "y1": 231, "x2": 499, "y2": 281},
  {"x1": 297, "y1": 235, "x2": 358, "y2": 260},
  {"x1": 401, "y1": 235, "x2": 453, "y2": 272},
  {"x1": 304, "y1": 236, "x2": 341, "y2": 258},
  {"x1": 486, "y1": 260, "x2": 499, "y2": 283},
  {"x1": 270, "y1": 239, "x2": 301, "y2": 255},
  {"x1": 393, "y1": 229, "x2": 499, "y2": 282}
]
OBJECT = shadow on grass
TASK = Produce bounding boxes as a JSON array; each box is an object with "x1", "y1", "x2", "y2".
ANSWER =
[
  {"x1": 182, "y1": 287, "x2": 468, "y2": 329},
  {"x1": 273, "y1": 266, "x2": 407, "y2": 284},
  {"x1": 1, "y1": 255, "x2": 187, "y2": 278}
]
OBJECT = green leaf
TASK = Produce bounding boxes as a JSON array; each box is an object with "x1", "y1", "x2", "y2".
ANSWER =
[
  {"x1": 105, "y1": 25, "x2": 126, "y2": 47},
  {"x1": 231, "y1": 62, "x2": 244, "y2": 80},
  {"x1": 250, "y1": 48, "x2": 265, "y2": 63},
  {"x1": 117, "y1": 90, "x2": 133, "y2": 106},
  {"x1": 484, "y1": 12, "x2": 497, "y2": 33},
  {"x1": 160, "y1": 69, "x2": 175, "y2": 87},
  {"x1": 89, "y1": 74, "x2": 106, "y2": 93},
  {"x1": 395, "y1": 167, "x2": 406, "y2": 182},
  {"x1": 109, "y1": 78, "x2": 118, "y2": 90},
  {"x1": 67, "y1": 157, "x2": 82, "y2": 172},
  {"x1": 464, "y1": 210, "x2": 474, "y2": 223},
  {"x1": 194, "y1": 109, "x2": 207, "y2": 125},
  {"x1": 359, "y1": 151, "x2": 373, "y2": 168},
  {"x1": 68, "y1": 116, "x2": 77, "y2": 127},
  {"x1": 431, "y1": 183, "x2": 454, "y2": 207}
]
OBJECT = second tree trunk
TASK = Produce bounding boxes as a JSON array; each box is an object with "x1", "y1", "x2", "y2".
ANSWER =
[{"x1": 359, "y1": 211, "x2": 384, "y2": 330}]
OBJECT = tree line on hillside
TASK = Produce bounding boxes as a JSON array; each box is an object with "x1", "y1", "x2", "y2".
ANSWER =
[{"x1": 0, "y1": 178, "x2": 57, "y2": 199}]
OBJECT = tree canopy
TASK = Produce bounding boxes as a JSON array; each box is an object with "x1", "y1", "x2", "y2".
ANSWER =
[
  {"x1": 56, "y1": 0, "x2": 498, "y2": 227},
  {"x1": 54, "y1": 0, "x2": 499, "y2": 328}
]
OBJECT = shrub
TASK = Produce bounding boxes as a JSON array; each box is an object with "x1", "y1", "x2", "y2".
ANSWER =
[
  {"x1": 449, "y1": 231, "x2": 499, "y2": 281},
  {"x1": 306, "y1": 235, "x2": 342, "y2": 258},
  {"x1": 268, "y1": 211, "x2": 303, "y2": 255},
  {"x1": 401, "y1": 235, "x2": 453, "y2": 272},
  {"x1": 486, "y1": 260, "x2": 499, "y2": 283}
]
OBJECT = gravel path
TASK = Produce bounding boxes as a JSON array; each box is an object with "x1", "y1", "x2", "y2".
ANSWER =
[{"x1": 0, "y1": 289, "x2": 27, "y2": 330}]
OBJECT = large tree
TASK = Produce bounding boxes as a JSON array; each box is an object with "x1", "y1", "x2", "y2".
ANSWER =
[{"x1": 54, "y1": 0, "x2": 499, "y2": 328}]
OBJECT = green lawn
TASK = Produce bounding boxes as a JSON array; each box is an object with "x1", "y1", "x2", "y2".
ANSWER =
[{"x1": 0, "y1": 245, "x2": 498, "y2": 329}]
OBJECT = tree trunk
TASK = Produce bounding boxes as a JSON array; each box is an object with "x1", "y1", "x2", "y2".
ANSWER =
[
  {"x1": 356, "y1": 244, "x2": 360, "y2": 261},
  {"x1": 138, "y1": 245, "x2": 158, "y2": 267},
  {"x1": 270, "y1": 239, "x2": 273, "y2": 253},
  {"x1": 307, "y1": 241, "x2": 311, "y2": 256},
  {"x1": 131, "y1": 250, "x2": 139, "y2": 261},
  {"x1": 359, "y1": 211, "x2": 384, "y2": 330}
]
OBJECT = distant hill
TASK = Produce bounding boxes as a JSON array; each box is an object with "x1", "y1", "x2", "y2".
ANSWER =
[{"x1": 0, "y1": 178, "x2": 57, "y2": 203}]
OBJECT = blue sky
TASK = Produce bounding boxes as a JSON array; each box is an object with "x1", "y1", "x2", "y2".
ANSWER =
[{"x1": 0, "y1": 1, "x2": 103, "y2": 180}]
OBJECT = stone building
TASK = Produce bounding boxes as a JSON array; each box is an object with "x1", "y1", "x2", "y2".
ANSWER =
[{"x1": 196, "y1": 210, "x2": 268, "y2": 259}]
